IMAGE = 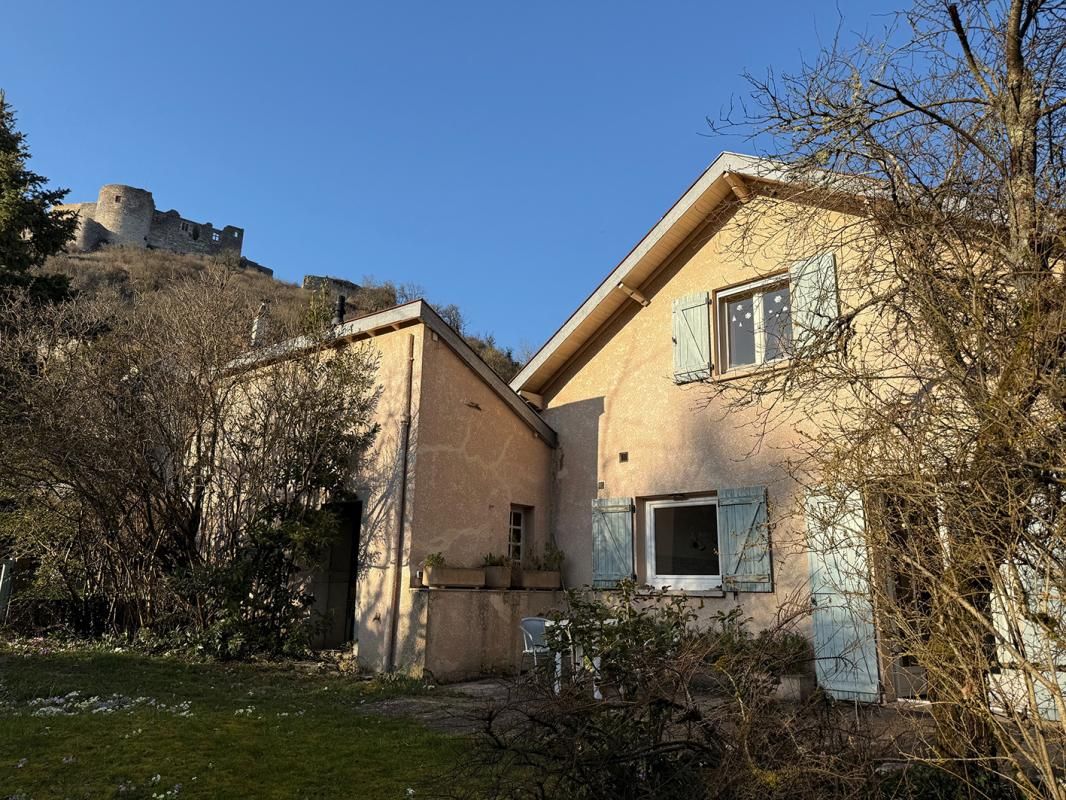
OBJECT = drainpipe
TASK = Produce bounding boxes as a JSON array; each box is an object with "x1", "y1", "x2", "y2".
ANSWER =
[{"x1": 385, "y1": 332, "x2": 416, "y2": 671}]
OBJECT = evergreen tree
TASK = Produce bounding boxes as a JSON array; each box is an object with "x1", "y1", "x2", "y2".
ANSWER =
[{"x1": 0, "y1": 91, "x2": 75, "y2": 301}]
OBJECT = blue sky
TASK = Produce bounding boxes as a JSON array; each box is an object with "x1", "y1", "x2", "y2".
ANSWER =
[{"x1": 4, "y1": 1, "x2": 891, "y2": 353}]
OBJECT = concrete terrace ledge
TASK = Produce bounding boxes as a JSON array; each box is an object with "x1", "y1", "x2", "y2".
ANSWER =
[{"x1": 421, "y1": 587, "x2": 566, "y2": 682}]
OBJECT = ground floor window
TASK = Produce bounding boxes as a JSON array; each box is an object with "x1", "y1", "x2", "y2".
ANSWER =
[
  {"x1": 508, "y1": 507, "x2": 525, "y2": 564},
  {"x1": 645, "y1": 497, "x2": 721, "y2": 590}
]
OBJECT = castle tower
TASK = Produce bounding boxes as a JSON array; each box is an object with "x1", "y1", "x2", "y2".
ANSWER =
[{"x1": 92, "y1": 185, "x2": 155, "y2": 248}]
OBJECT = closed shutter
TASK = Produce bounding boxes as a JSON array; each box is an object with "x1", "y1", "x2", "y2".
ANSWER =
[
  {"x1": 790, "y1": 253, "x2": 839, "y2": 345},
  {"x1": 672, "y1": 292, "x2": 712, "y2": 383},
  {"x1": 806, "y1": 491, "x2": 880, "y2": 702},
  {"x1": 592, "y1": 498, "x2": 634, "y2": 587},
  {"x1": 718, "y1": 486, "x2": 772, "y2": 592}
]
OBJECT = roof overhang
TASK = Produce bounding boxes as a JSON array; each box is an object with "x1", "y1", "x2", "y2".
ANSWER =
[
  {"x1": 237, "y1": 299, "x2": 558, "y2": 447},
  {"x1": 509, "y1": 152, "x2": 791, "y2": 396}
]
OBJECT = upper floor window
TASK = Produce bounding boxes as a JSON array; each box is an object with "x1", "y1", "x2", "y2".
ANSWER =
[
  {"x1": 211, "y1": 231, "x2": 221, "y2": 242},
  {"x1": 180, "y1": 221, "x2": 190, "y2": 233},
  {"x1": 669, "y1": 252, "x2": 838, "y2": 380},
  {"x1": 718, "y1": 277, "x2": 791, "y2": 371}
]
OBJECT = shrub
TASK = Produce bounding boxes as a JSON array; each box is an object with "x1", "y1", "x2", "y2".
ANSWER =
[{"x1": 448, "y1": 582, "x2": 879, "y2": 800}]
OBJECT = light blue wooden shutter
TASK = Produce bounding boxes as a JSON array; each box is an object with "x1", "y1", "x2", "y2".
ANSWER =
[
  {"x1": 672, "y1": 292, "x2": 712, "y2": 383},
  {"x1": 719, "y1": 487, "x2": 772, "y2": 592},
  {"x1": 0, "y1": 559, "x2": 13, "y2": 624},
  {"x1": 592, "y1": 498, "x2": 634, "y2": 587},
  {"x1": 990, "y1": 558, "x2": 1066, "y2": 720},
  {"x1": 790, "y1": 253, "x2": 839, "y2": 345},
  {"x1": 805, "y1": 492, "x2": 880, "y2": 702}
]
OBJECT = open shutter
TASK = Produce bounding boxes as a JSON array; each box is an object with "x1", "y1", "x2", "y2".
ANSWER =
[
  {"x1": 806, "y1": 492, "x2": 880, "y2": 702},
  {"x1": 0, "y1": 559, "x2": 13, "y2": 624},
  {"x1": 790, "y1": 253, "x2": 839, "y2": 345},
  {"x1": 672, "y1": 292, "x2": 712, "y2": 383},
  {"x1": 718, "y1": 486, "x2": 772, "y2": 592},
  {"x1": 592, "y1": 498, "x2": 634, "y2": 587},
  {"x1": 989, "y1": 558, "x2": 1066, "y2": 720}
]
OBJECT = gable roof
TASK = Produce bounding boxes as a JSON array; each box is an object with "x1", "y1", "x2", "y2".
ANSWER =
[
  {"x1": 510, "y1": 152, "x2": 789, "y2": 396},
  {"x1": 240, "y1": 299, "x2": 557, "y2": 446}
]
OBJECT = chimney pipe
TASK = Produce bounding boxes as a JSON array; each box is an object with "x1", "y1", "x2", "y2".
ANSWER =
[{"x1": 332, "y1": 294, "x2": 347, "y2": 326}]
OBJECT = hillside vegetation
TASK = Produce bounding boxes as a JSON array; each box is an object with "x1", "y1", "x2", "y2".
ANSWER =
[{"x1": 42, "y1": 246, "x2": 523, "y2": 380}]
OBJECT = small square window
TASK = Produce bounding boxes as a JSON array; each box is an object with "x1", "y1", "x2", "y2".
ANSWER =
[
  {"x1": 718, "y1": 278, "x2": 791, "y2": 372},
  {"x1": 114, "y1": 195, "x2": 121, "y2": 203},
  {"x1": 211, "y1": 231, "x2": 221, "y2": 242},
  {"x1": 619, "y1": 452, "x2": 629, "y2": 463}
]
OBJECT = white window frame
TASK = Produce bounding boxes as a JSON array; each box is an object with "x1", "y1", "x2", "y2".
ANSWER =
[
  {"x1": 508, "y1": 508, "x2": 525, "y2": 564},
  {"x1": 717, "y1": 274, "x2": 792, "y2": 373},
  {"x1": 645, "y1": 496, "x2": 722, "y2": 591}
]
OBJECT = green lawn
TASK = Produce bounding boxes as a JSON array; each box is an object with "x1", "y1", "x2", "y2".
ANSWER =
[{"x1": 0, "y1": 647, "x2": 466, "y2": 800}]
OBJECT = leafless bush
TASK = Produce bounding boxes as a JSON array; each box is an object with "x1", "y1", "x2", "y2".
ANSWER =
[
  {"x1": 0, "y1": 267, "x2": 380, "y2": 655},
  {"x1": 437, "y1": 585, "x2": 892, "y2": 800}
]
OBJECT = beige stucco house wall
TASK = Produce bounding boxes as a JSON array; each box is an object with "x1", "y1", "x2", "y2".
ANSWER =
[
  {"x1": 293, "y1": 302, "x2": 559, "y2": 680},
  {"x1": 510, "y1": 153, "x2": 869, "y2": 644}
]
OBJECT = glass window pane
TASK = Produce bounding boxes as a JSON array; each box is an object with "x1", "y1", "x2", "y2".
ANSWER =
[
  {"x1": 725, "y1": 295, "x2": 756, "y2": 368},
  {"x1": 653, "y1": 504, "x2": 719, "y2": 576},
  {"x1": 762, "y1": 283, "x2": 792, "y2": 361}
]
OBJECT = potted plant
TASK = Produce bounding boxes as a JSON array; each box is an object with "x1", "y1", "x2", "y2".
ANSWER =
[
  {"x1": 482, "y1": 553, "x2": 513, "y2": 589},
  {"x1": 421, "y1": 552, "x2": 486, "y2": 588},
  {"x1": 516, "y1": 542, "x2": 564, "y2": 589}
]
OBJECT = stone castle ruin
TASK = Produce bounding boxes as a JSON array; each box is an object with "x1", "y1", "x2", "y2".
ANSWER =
[{"x1": 56, "y1": 184, "x2": 272, "y2": 275}]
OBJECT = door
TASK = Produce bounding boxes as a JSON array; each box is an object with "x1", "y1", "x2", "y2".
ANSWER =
[
  {"x1": 806, "y1": 493, "x2": 881, "y2": 702},
  {"x1": 318, "y1": 500, "x2": 362, "y2": 649}
]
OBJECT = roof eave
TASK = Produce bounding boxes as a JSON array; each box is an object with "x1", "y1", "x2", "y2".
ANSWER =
[{"x1": 509, "y1": 152, "x2": 791, "y2": 396}]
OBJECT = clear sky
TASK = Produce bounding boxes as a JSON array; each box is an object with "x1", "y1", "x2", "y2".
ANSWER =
[{"x1": 3, "y1": 1, "x2": 891, "y2": 354}]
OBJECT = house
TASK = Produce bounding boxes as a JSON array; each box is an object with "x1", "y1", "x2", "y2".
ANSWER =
[
  {"x1": 297, "y1": 152, "x2": 881, "y2": 692},
  {"x1": 301, "y1": 152, "x2": 1059, "y2": 713},
  {"x1": 507, "y1": 152, "x2": 883, "y2": 700}
]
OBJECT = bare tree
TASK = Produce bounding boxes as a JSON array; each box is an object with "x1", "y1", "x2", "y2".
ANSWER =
[
  {"x1": 710, "y1": 0, "x2": 1066, "y2": 795},
  {"x1": 0, "y1": 268, "x2": 380, "y2": 654}
]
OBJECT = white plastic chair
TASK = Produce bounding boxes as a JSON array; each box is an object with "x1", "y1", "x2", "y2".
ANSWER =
[{"x1": 519, "y1": 616, "x2": 551, "y2": 668}]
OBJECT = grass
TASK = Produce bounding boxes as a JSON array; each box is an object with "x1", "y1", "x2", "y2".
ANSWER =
[{"x1": 0, "y1": 646, "x2": 467, "y2": 800}]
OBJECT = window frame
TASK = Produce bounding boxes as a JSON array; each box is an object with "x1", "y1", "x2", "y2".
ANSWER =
[
  {"x1": 645, "y1": 496, "x2": 722, "y2": 591},
  {"x1": 716, "y1": 273, "x2": 792, "y2": 374},
  {"x1": 508, "y1": 508, "x2": 525, "y2": 565}
]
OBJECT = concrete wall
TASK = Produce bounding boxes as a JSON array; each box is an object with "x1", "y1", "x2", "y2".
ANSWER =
[
  {"x1": 351, "y1": 320, "x2": 554, "y2": 677},
  {"x1": 540, "y1": 196, "x2": 860, "y2": 635},
  {"x1": 352, "y1": 325, "x2": 426, "y2": 672},
  {"x1": 422, "y1": 589, "x2": 565, "y2": 681},
  {"x1": 411, "y1": 330, "x2": 554, "y2": 570}
]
